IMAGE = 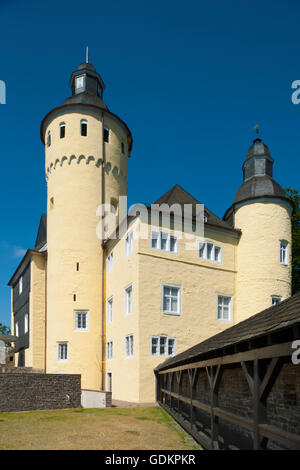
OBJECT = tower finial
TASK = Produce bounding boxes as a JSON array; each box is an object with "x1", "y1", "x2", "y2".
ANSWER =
[
  {"x1": 86, "y1": 46, "x2": 89, "y2": 64},
  {"x1": 253, "y1": 124, "x2": 259, "y2": 135}
]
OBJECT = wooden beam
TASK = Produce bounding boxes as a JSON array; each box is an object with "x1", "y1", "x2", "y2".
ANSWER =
[{"x1": 158, "y1": 341, "x2": 292, "y2": 375}]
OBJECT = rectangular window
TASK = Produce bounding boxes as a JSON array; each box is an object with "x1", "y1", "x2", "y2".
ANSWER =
[
  {"x1": 24, "y1": 314, "x2": 28, "y2": 334},
  {"x1": 151, "y1": 231, "x2": 159, "y2": 249},
  {"x1": 280, "y1": 241, "x2": 288, "y2": 265},
  {"x1": 125, "y1": 285, "x2": 133, "y2": 315},
  {"x1": 217, "y1": 295, "x2": 232, "y2": 321},
  {"x1": 125, "y1": 335, "x2": 134, "y2": 357},
  {"x1": 162, "y1": 284, "x2": 181, "y2": 315},
  {"x1": 199, "y1": 242, "x2": 206, "y2": 259},
  {"x1": 107, "y1": 251, "x2": 113, "y2": 273},
  {"x1": 271, "y1": 296, "x2": 282, "y2": 306},
  {"x1": 104, "y1": 126, "x2": 110, "y2": 143},
  {"x1": 74, "y1": 310, "x2": 89, "y2": 331},
  {"x1": 125, "y1": 231, "x2": 134, "y2": 257},
  {"x1": 15, "y1": 321, "x2": 19, "y2": 337},
  {"x1": 151, "y1": 336, "x2": 176, "y2": 357},
  {"x1": 81, "y1": 121, "x2": 87, "y2": 136},
  {"x1": 106, "y1": 341, "x2": 113, "y2": 360},
  {"x1": 19, "y1": 276, "x2": 23, "y2": 295},
  {"x1": 107, "y1": 297, "x2": 113, "y2": 323},
  {"x1": 121, "y1": 142, "x2": 125, "y2": 154},
  {"x1": 57, "y1": 342, "x2": 68, "y2": 361},
  {"x1": 206, "y1": 243, "x2": 213, "y2": 260},
  {"x1": 60, "y1": 124, "x2": 65, "y2": 139},
  {"x1": 150, "y1": 230, "x2": 178, "y2": 254},
  {"x1": 169, "y1": 235, "x2": 177, "y2": 253},
  {"x1": 199, "y1": 241, "x2": 222, "y2": 263},
  {"x1": 75, "y1": 75, "x2": 85, "y2": 90}
]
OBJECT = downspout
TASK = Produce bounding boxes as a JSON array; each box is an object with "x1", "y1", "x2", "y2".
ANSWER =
[{"x1": 101, "y1": 112, "x2": 106, "y2": 390}]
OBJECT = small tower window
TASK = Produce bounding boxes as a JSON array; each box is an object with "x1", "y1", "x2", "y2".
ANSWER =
[
  {"x1": 60, "y1": 123, "x2": 65, "y2": 139},
  {"x1": 81, "y1": 120, "x2": 87, "y2": 136},
  {"x1": 121, "y1": 142, "x2": 125, "y2": 154},
  {"x1": 104, "y1": 126, "x2": 110, "y2": 143},
  {"x1": 47, "y1": 131, "x2": 51, "y2": 147},
  {"x1": 75, "y1": 74, "x2": 85, "y2": 92},
  {"x1": 280, "y1": 240, "x2": 289, "y2": 265}
]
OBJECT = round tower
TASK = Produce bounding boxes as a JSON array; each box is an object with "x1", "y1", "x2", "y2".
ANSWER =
[
  {"x1": 224, "y1": 138, "x2": 293, "y2": 322},
  {"x1": 40, "y1": 61, "x2": 132, "y2": 390}
]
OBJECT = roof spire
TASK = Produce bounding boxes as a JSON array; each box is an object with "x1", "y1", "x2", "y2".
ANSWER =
[{"x1": 86, "y1": 46, "x2": 89, "y2": 64}]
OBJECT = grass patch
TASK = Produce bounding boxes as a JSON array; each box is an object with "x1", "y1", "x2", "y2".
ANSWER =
[{"x1": 0, "y1": 406, "x2": 201, "y2": 450}]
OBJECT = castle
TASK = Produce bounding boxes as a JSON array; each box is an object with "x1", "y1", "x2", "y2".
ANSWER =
[{"x1": 8, "y1": 61, "x2": 293, "y2": 403}]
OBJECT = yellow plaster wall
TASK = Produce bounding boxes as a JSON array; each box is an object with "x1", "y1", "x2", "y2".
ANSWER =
[
  {"x1": 44, "y1": 110, "x2": 130, "y2": 390},
  {"x1": 27, "y1": 253, "x2": 46, "y2": 369},
  {"x1": 105, "y1": 219, "x2": 238, "y2": 403},
  {"x1": 105, "y1": 219, "x2": 140, "y2": 402},
  {"x1": 235, "y1": 201, "x2": 292, "y2": 322}
]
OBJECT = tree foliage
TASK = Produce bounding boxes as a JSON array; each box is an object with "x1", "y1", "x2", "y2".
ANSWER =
[
  {"x1": 0, "y1": 322, "x2": 10, "y2": 336},
  {"x1": 285, "y1": 188, "x2": 300, "y2": 295}
]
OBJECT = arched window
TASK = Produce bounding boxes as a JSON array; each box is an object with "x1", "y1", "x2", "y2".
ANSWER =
[
  {"x1": 60, "y1": 123, "x2": 65, "y2": 139},
  {"x1": 47, "y1": 131, "x2": 51, "y2": 147},
  {"x1": 81, "y1": 120, "x2": 87, "y2": 136}
]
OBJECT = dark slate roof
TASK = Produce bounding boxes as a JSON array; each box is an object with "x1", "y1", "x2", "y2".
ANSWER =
[
  {"x1": 234, "y1": 176, "x2": 287, "y2": 204},
  {"x1": 35, "y1": 214, "x2": 47, "y2": 250},
  {"x1": 63, "y1": 92, "x2": 108, "y2": 109},
  {"x1": 154, "y1": 184, "x2": 240, "y2": 233},
  {"x1": 245, "y1": 138, "x2": 272, "y2": 161},
  {"x1": 155, "y1": 293, "x2": 300, "y2": 371}
]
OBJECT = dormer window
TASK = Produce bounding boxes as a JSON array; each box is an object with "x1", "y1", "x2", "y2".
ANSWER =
[
  {"x1": 81, "y1": 120, "x2": 87, "y2": 136},
  {"x1": 75, "y1": 74, "x2": 85, "y2": 93},
  {"x1": 97, "y1": 83, "x2": 102, "y2": 97},
  {"x1": 59, "y1": 123, "x2": 65, "y2": 139}
]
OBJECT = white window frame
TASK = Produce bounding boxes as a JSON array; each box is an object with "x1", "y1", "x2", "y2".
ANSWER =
[
  {"x1": 74, "y1": 310, "x2": 89, "y2": 331},
  {"x1": 217, "y1": 294, "x2": 233, "y2": 322},
  {"x1": 75, "y1": 74, "x2": 85, "y2": 90},
  {"x1": 162, "y1": 283, "x2": 181, "y2": 316},
  {"x1": 125, "y1": 334, "x2": 134, "y2": 357},
  {"x1": 150, "y1": 230, "x2": 178, "y2": 254},
  {"x1": 125, "y1": 230, "x2": 134, "y2": 257},
  {"x1": 57, "y1": 342, "x2": 68, "y2": 362},
  {"x1": 19, "y1": 276, "x2": 23, "y2": 295},
  {"x1": 125, "y1": 284, "x2": 133, "y2": 316},
  {"x1": 107, "y1": 297, "x2": 113, "y2": 323},
  {"x1": 271, "y1": 295, "x2": 282, "y2": 306},
  {"x1": 15, "y1": 321, "x2": 19, "y2": 337},
  {"x1": 199, "y1": 241, "x2": 222, "y2": 264},
  {"x1": 106, "y1": 341, "x2": 113, "y2": 360},
  {"x1": 24, "y1": 313, "x2": 28, "y2": 334},
  {"x1": 150, "y1": 335, "x2": 176, "y2": 357},
  {"x1": 107, "y1": 251, "x2": 113, "y2": 273},
  {"x1": 279, "y1": 240, "x2": 289, "y2": 265}
]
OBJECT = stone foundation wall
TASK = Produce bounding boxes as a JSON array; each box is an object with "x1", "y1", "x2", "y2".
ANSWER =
[{"x1": 0, "y1": 373, "x2": 81, "y2": 412}]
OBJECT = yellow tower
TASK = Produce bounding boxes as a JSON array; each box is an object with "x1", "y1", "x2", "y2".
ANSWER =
[
  {"x1": 40, "y1": 60, "x2": 132, "y2": 390},
  {"x1": 224, "y1": 138, "x2": 293, "y2": 322}
]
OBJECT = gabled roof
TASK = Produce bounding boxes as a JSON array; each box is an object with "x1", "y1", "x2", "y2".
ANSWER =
[
  {"x1": 155, "y1": 293, "x2": 300, "y2": 371},
  {"x1": 154, "y1": 184, "x2": 240, "y2": 233}
]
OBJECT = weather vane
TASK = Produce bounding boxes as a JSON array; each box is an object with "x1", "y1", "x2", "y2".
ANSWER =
[
  {"x1": 86, "y1": 46, "x2": 89, "y2": 64},
  {"x1": 253, "y1": 124, "x2": 259, "y2": 136}
]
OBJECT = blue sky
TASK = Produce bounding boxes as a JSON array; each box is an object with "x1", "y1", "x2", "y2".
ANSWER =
[{"x1": 0, "y1": 0, "x2": 299, "y2": 327}]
